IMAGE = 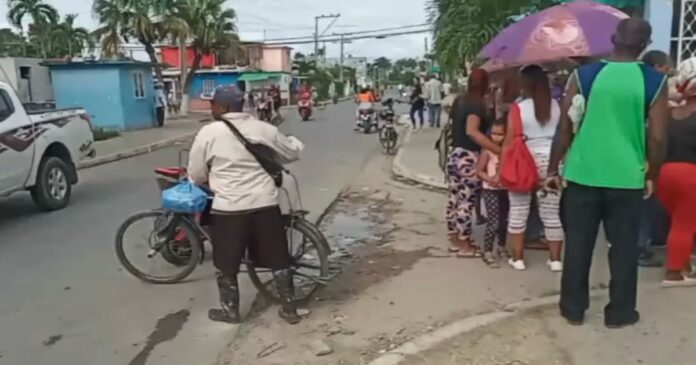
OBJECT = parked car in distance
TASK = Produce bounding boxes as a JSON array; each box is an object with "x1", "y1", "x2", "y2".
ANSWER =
[{"x1": 0, "y1": 81, "x2": 95, "y2": 211}]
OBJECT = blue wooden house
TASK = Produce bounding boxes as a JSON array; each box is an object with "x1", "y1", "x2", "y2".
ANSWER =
[{"x1": 46, "y1": 60, "x2": 157, "y2": 131}]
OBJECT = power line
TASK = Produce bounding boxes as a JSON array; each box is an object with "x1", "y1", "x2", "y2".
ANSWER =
[
  {"x1": 263, "y1": 27, "x2": 432, "y2": 46},
  {"x1": 252, "y1": 23, "x2": 430, "y2": 43}
]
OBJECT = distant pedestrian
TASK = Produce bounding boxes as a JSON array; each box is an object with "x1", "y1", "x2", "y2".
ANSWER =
[
  {"x1": 446, "y1": 68, "x2": 500, "y2": 257},
  {"x1": 477, "y1": 116, "x2": 509, "y2": 268},
  {"x1": 425, "y1": 74, "x2": 444, "y2": 128},
  {"x1": 549, "y1": 18, "x2": 668, "y2": 328},
  {"x1": 502, "y1": 64, "x2": 563, "y2": 272},
  {"x1": 155, "y1": 83, "x2": 167, "y2": 127},
  {"x1": 409, "y1": 78, "x2": 425, "y2": 129},
  {"x1": 657, "y1": 57, "x2": 696, "y2": 287}
]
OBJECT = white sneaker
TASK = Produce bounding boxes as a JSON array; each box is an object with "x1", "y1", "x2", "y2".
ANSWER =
[
  {"x1": 547, "y1": 260, "x2": 563, "y2": 272},
  {"x1": 508, "y1": 258, "x2": 526, "y2": 271}
]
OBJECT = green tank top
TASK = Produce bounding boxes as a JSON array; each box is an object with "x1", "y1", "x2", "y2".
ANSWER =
[{"x1": 564, "y1": 61, "x2": 665, "y2": 189}]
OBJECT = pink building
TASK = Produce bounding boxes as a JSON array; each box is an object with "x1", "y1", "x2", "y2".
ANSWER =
[{"x1": 261, "y1": 46, "x2": 292, "y2": 73}]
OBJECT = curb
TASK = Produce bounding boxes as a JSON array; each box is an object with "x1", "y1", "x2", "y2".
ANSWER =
[
  {"x1": 391, "y1": 121, "x2": 447, "y2": 191},
  {"x1": 77, "y1": 133, "x2": 197, "y2": 170},
  {"x1": 367, "y1": 290, "x2": 605, "y2": 365}
]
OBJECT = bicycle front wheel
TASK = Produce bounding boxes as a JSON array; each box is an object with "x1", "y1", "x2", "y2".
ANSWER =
[
  {"x1": 247, "y1": 217, "x2": 330, "y2": 303},
  {"x1": 115, "y1": 210, "x2": 203, "y2": 284}
]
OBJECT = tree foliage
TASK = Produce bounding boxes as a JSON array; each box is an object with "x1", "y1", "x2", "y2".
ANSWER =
[{"x1": 428, "y1": 0, "x2": 557, "y2": 72}]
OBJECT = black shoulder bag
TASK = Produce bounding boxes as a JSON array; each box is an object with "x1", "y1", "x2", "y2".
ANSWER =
[{"x1": 220, "y1": 118, "x2": 285, "y2": 187}]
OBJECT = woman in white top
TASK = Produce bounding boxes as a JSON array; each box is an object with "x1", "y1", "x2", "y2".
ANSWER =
[{"x1": 501, "y1": 65, "x2": 564, "y2": 271}]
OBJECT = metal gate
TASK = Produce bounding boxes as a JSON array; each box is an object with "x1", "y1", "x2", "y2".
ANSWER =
[{"x1": 674, "y1": 0, "x2": 696, "y2": 65}]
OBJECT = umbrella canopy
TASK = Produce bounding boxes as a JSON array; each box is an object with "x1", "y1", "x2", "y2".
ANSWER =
[{"x1": 479, "y1": 1, "x2": 628, "y2": 64}]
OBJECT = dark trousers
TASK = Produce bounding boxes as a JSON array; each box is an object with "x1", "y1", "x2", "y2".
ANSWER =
[
  {"x1": 410, "y1": 104, "x2": 424, "y2": 127},
  {"x1": 209, "y1": 206, "x2": 291, "y2": 277},
  {"x1": 482, "y1": 189, "x2": 509, "y2": 252},
  {"x1": 156, "y1": 106, "x2": 165, "y2": 127},
  {"x1": 560, "y1": 182, "x2": 643, "y2": 323}
]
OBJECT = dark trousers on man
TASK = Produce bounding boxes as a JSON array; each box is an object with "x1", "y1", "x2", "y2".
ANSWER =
[
  {"x1": 560, "y1": 182, "x2": 643, "y2": 325},
  {"x1": 156, "y1": 106, "x2": 165, "y2": 127}
]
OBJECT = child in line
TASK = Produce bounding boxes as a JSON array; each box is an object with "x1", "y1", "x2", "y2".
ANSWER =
[{"x1": 477, "y1": 117, "x2": 509, "y2": 268}]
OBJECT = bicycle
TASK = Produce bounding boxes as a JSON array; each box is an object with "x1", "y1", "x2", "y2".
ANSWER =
[
  {"x1": 378, "y1": 98, "x2": 399, "y2": 155},
  {"x1": 114, "y1": 153, "x2": 332, "y2": 303}
]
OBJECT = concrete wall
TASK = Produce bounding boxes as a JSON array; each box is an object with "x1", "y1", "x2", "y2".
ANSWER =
[
  {"x1": 645, "y1": 0, "x2": 674, "y2": 57},
  {"x1": 261, "y1": 47, "x2": 292, "y2": 73},
  {"x1": 13, "y1": 58, "x2": 53, "y2": 103},
  {"x1": 0, "y1": 58, "x2": 53, "y2": 103},
  {"x1": 119, "y1": 66, "x2": 156, "y2": 130},
  {"x1": 51, "y1": 66, "x2": 124, "y2": 129}
]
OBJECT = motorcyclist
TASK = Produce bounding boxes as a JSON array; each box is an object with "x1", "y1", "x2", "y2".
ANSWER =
[
  {"x1": 267, "y1": 85, "x2": 282, "y2": 116},
  {"x1": 355, "y1": 87, "x2": 375, "y2": 129}
]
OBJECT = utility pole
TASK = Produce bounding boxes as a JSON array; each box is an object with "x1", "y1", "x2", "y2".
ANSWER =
[
  {"x1": 179, "y1": 36, "x2": 189, "y2": 114},
  {"x1": 339, "y1": 33, "x2": 345, "y2": 82},
  {"x1": 314, "y1": 13, "x2": 340, "y2": 62}
]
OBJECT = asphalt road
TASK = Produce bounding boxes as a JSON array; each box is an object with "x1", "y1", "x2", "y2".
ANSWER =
[{"x1": 0, "y1": 100, "x2": 404, "y2": 365}]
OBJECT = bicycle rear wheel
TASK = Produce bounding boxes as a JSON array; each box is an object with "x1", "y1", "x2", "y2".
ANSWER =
[
  {"x1": 115, "y1": 210, "x2": 203, "y2": 284},
  {"x1": 247, "y1": 217, "x2": 330, "y2": 303}
]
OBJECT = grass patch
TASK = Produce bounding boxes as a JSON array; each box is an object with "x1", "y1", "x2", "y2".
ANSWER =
[{"x1": 93, "y1": 127, "x2": 121, "y2": 142}]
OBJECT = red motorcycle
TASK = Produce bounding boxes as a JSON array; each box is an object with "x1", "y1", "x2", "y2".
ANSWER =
[{"x1": 297, "y1": 91, "x2": 313, "y2": 121}]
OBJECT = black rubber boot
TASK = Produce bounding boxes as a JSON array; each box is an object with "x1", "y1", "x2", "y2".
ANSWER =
[
  {"x1": 273, "y1": 269, "x2": 302, "y2": 325},
  {"x1": 208, "y1": 272, "x2": 241, "y2": 324}
]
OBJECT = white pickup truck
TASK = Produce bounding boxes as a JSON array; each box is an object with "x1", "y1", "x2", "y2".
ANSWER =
[{"x1": 0, "y1": 81, "x2": 94, "y2": 211}]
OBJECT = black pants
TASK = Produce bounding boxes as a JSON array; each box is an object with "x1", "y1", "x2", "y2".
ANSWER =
[
  {"x1": 209, "y1": 206, "x2": 291, "y2": 277},
  {"x1": 410, "y1": 104, "x2": 424, "y2": 127},
  {"x1": 482, "y1": 189, "x2": 509, "y2": 252},
  {"x1": 560, "y1": 182, "x2": 643, "y2": 323},
  {"x1": 156, "y1": 106, "x2": 165, "y2": 127}
]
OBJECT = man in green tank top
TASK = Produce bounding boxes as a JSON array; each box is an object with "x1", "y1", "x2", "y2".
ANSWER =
[{"x1": 547, "y1": 18, "x2": 669, "y2": 329}]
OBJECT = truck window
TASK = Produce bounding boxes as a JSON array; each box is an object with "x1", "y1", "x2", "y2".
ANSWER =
[{"x1": 0, "y1": 90, "x2": 15, "y2": 122}]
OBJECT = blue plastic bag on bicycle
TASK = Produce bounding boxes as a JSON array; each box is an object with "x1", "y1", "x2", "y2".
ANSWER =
[{"x1": 162, "y1": 180, "x2": 209, "y2": 213}]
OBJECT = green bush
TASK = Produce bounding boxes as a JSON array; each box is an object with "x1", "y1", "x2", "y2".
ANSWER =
[{"x1": 93, "y1": 127, "x2": 120, "y2": 142}]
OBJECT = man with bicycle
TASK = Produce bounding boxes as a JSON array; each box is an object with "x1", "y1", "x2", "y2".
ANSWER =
[{"x1": 188, "y1": 85, "x2": 305, "y2": 325}]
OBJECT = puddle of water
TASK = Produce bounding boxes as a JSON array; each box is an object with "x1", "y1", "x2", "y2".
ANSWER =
[{"x1": 128, "y1": 309, "x2": 190, "y2": 365}]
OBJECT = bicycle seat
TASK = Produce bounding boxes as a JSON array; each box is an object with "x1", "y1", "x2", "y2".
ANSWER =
[{"x1": 155, "y1": 167, "x2": 185, "y2": 178}]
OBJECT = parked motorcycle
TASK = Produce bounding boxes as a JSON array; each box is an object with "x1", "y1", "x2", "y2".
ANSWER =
[{"x1": 298, "y1": 99, "x2": 312, "y2": 121}]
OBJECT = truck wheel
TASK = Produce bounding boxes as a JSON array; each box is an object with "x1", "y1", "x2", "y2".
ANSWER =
[{"x1": 31, "y1": 157, "x2": 73, "y2": 211}]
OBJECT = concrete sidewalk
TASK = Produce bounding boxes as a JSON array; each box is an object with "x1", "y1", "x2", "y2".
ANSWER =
[{"x1": 79, "y1": 116, "x2": 208, "y2": 169}]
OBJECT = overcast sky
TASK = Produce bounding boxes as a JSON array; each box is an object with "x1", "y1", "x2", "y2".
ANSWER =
[{"x1": 0, "y1": 0, "x2": 431, "y2": 60}]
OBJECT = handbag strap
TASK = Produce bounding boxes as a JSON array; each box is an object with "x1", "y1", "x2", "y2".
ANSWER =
[{"x1": 510, "y1": 102, "x2": 524, "y2": 137}]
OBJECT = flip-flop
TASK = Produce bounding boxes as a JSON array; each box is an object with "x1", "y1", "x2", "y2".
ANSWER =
[
  {"x1": 456, "y1": 250, "x2": 482, "y2": 258},
  {"x1": 660, "y1": 276, "x2": 696, "y2": 288},
  {"x1": 448, "y1": 245, "x2": 461, "y2": 253}
]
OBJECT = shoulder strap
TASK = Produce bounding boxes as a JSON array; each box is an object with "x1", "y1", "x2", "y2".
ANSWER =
[
  {"x1": 220, "y1": 118, "x2": 250, "y2": 146},
  {"x1": 510, "y1": 103, "x2": 524, "y2": 137}
]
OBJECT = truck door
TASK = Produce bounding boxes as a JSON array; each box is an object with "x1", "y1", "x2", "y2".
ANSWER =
[{"x1": 0, "y1": 87, "x2": 34, "y2": 193}]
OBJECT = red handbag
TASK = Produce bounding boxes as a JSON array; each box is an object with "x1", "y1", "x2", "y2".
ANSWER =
[{"x1": 500, "y1": 103, "x2": 539, "y2": 192}]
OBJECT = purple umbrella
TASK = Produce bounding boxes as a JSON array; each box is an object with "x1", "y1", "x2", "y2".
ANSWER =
[{"x1": 479, "y1": 1, "x2": 628, "y2": 64}]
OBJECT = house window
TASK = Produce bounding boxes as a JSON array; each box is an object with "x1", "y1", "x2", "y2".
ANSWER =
[
  {"x1": 133, "y1": 72, "x2": 145, "y2": 99},
  {"x1": 202, "y1": 79, "x2": 216, "y2": 97}
]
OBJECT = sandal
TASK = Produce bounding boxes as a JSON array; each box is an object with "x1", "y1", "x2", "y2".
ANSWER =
[
  {"x1": 456, "y1": 249, "x2": 482, "y2": 258},
  {"x1": 483, "y1": 253, "x2": 500, "y2": 268},
  {"x1": 448, "y1": 245, "x2": 461, "y2": 253}
]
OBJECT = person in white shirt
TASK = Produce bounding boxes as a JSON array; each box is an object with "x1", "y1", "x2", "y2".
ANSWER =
[
  {"x1": 425, "y1": 74, "x2": 444, "y2": 128},
  {"x1": 154, "y1": 83, "x2": 167, "y2": 127},
  {"x1": 188, "y1": 85, "x2": 305, "y2": 325},
  {"x1": 443, "y1": 81, "x2": 452, "y2": 97}
]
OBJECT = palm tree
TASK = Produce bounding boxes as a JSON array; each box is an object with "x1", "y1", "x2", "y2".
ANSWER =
[
  {"x1": 92, "y1": 0, "x2": 180, "y2": 82},
  {"x1": 7, "y1": 0, "x2": 58, "y2": 28},
  {"x1": 174, "y1": 0, "x2": 238, "y2": 89},
  {"x1": 8, "y1": 0, "x2": 58, "y2": 58},
  {"x1": 56, "y1": 14, "x2": 93, "y2": 57}
]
